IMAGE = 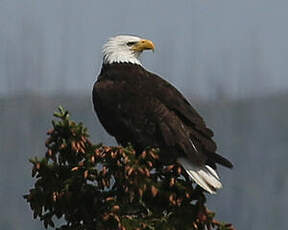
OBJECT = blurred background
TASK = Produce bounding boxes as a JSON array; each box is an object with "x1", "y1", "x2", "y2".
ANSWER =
[{"x1": 1, "y1": 0, "x2": 287, "y2": 229}]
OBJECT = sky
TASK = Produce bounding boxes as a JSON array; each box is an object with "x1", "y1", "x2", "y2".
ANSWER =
[{"x1": 1, "y1": 0, "x2": 288, "y2": 100}]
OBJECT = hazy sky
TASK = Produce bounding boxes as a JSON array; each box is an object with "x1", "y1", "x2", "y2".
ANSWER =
[{"x1": 1, "y1": 0, "x2": 288, "y2": 99}]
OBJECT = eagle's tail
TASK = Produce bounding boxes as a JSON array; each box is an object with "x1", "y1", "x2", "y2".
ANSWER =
[{"x1": 178, "y1": 158, "x2": 222, "y2": 194}]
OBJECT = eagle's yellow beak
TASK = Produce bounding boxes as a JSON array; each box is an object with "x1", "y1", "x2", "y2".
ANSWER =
[{"x1": 132, "y1": 39, "x2": 155, "y2": 52}]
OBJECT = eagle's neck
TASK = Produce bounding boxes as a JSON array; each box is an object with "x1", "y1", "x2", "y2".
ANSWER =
[
  {"x1": 99, "y1": 63, "x2": 145, "y2": 81},
  {"x1": 103, "y1": 48, "x2": 142, "y2": 66},
  {"x1": 101, "y1": 62, "x2": 144, "y2": 73}
]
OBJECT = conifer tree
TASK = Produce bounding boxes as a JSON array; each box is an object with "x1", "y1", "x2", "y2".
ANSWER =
[{"x1": 24, "y1": 107, "x2": 234, "y2": 230}]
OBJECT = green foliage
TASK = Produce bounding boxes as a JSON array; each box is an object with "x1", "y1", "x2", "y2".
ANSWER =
[{"x1": 24, "y1": 106, "x2": 234, "y2": 230}]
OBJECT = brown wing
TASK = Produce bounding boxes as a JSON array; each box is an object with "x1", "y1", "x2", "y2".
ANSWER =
[
  {"x1": 146, "y1": 72, "x2": 232, "y2": 168},
  {"x1": 146, "y1": 73, "x2": 217, "y2": 151}
]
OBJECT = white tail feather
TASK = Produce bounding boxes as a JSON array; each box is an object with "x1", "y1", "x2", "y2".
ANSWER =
[{"x1": 178, "y1": 158, "x2": 222, "y2": 194}]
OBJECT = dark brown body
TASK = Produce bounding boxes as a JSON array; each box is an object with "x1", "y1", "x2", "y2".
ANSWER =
[{"x1": 93, "y1": 63, "x2": 232, "y2": 168}]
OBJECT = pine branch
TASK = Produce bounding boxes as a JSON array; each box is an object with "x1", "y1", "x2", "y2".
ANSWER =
[{"x1": 24, "y1": 106, "x2": 235, "y2": 230}]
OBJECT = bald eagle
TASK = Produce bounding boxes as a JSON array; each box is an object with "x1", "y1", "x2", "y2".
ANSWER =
[{"x1": 92, "y1": 35, "x2": 233, "y2": 194}]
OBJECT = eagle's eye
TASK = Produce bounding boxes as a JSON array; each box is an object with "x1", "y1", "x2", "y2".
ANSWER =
[{"x1": 126, "y1": 41, "x2": 137, "y2": 46}]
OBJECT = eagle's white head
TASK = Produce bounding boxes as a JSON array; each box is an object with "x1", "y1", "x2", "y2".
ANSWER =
[{"x1": 103, "y1": 35, "x2": 155, "y2": 65}]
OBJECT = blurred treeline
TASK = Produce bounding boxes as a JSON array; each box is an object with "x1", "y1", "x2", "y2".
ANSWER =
[{"x1": 1, "y1": 92, "x2": 287, "y2": 230}]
